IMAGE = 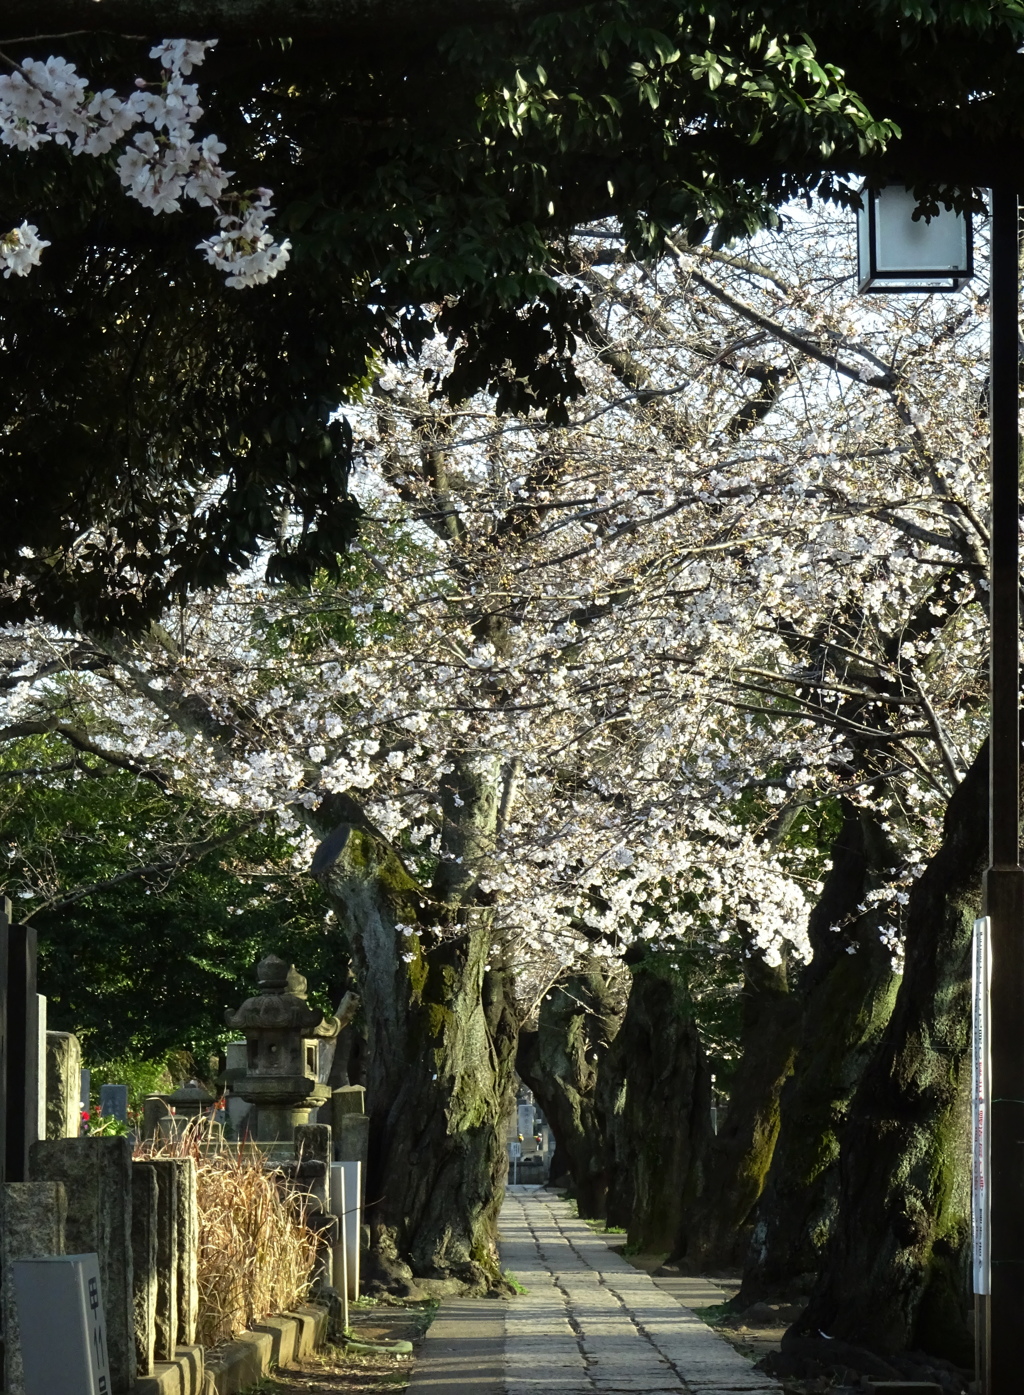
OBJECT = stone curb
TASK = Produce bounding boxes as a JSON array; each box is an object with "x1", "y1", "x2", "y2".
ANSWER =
[
  {"x1": 203, "y1": 1305, "x2": 328, "y2": 1395},
  {"x1": 128, "y1": 1304, "x2": 327, "y2": 1395}
]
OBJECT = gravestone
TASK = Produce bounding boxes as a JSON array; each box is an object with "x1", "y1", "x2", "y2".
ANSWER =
[
  {"x1": 331, "y1": 1086, "x2": 368, "y2": 1171},
  {"x1": 100, "y1": 1084, "x2": 128, "y2": 1126},
  {"x1": 142, "y1": 1095, "x2": 172, "y2": 1141},
  {"x1": 0, "y1": 1181, "x2": 67, "y2": 1395},
  {"x1": 45, "y1": 1032, "x2": 82, "y2": 1140},
  {"x1": 29, "y1": 1137, "x2": 136, "y2": 1392},
  {"x1": 223, "y1": 1041, "x2": 254, "y2": 1138}
]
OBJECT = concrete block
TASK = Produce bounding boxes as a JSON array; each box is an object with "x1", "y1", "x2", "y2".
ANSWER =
[
  {"x1": 133, "y1": 1363, "x2": 184, "y2": 1395},
  {"x1": 131, "y1": 1344, "x2": 204, "y2": 1395},
  {"x1": 291, "y1": 1303, "x2": 328, "y2": 1358},
  {"x1": 251, "y1": 1314, "x2": 298, "y2": 1367},
  {"x1": 0, "y1": 1181, "x2": 66, "y2": 1395},
  {"x1": 203, "y1": 1330, "x2": 271, "y2": 1395},
  {"x1": 30, "y1": 1137, "x2": 135, "y2": 1392},
  {"x1": 132, "y1": 1161, "x2": 159, "y2": 1376},
  {"x1": 45, "y1": 1031, "x2": 81, "y2": 1140},
  {"x1": 175, "y1": 1345, "x2": 204, "y2": 1395}
]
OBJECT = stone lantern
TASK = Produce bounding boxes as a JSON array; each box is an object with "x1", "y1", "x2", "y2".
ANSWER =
[{"x1": 225, "y1": 954, "x2": 357, "y2": 1143}]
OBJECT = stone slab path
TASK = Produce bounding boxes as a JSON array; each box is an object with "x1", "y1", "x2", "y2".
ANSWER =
[{"x1": 498, "y1": 1188, "x2": 779, "y2": 1395}]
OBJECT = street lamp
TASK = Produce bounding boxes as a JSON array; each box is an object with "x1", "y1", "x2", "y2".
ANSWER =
[
  {"x1": 858, "y1": 183, "x2": 1020, "y2": 1395},
  {"x1": 856, "y1": 184, "x2": 973, "y2": 292}
]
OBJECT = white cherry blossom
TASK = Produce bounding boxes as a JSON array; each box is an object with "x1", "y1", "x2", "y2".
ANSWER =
[{"x1": 0, "y1": 40, "x2": 289, "y2": 288}]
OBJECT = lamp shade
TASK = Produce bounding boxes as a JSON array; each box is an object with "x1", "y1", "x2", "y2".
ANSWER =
[{"x1": 857, "y1": 185, "x2": 973, "y2": 293}]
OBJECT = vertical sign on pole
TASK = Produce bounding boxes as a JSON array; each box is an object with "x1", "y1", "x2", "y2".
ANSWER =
[
  {"x1": 0, "y1": 898, "x2": 10, "y2": 1180},
  {"x1": 339, "y1": 1159, "x2": 361, "y2": 1302},
  {"x1": 973, "y1": 916, "x2": 991, "y2": 1299},
  {"x1": 328, "y1": 1163, "x2": 349, "y2": 1334},
  {"x1": 982, "y1": 183, "x2": 1024, "y2": 1395},
  {"x1": 6, "y1": 918, "x2": 38, "y2": 1183},
  {"x1": 36, "y1": 993, "x2": 47, "y2": 1145}
]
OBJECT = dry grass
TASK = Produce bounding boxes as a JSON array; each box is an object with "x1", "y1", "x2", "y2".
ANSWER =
[{"x1": 136, "y1": 1124, "x2": 320, "y2": 1346}]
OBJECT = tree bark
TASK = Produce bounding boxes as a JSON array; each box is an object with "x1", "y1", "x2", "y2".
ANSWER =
[
  {"x1": 740, "y1": 803, "x2": 900, "y2": 1300},
  {"x1": 602, "y1": 958, "x2": 713, "y2": 1254},
  {"x1": 676, "y1": 948, "x2": 800, "y2": 1272},
  {"x1": 314, "y1": 753, "x2": 517, "y2": 1290},
  {"x1": 794, "y1": 744, "x2": 989, "y2": 1364},
  {"x1": 516, "y1": 964, "x2": 623, "y2": 1220}
]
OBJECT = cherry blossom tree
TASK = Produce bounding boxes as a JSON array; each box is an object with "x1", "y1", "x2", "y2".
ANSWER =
[
  {"x1": 0, "y1": 40, "x2": 289, "y2": 286},
  {"x1": 0, "y1": 203, "x2": 993, "y2": 1291}
]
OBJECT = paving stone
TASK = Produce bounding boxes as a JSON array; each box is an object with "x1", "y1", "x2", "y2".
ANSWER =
[{"x1": 498, "y1": 1190, "x2": 780, "y2": 1395}]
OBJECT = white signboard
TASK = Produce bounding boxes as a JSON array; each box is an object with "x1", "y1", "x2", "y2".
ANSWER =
[
  {"x1": 12, "y1": 1253, "x2": 111, "y2": 1395},
  {"x1": 972, "y1": 915, "x2": 991, "y2": 1296},
  {"x1": 328, "y1": 1165, "x2": 348, "y2": 1332},
  {"x1": 509, "y1": 1140, "x2": 522, "y2": 1160},
  {"x1": 331, "y1": 1160, "x2": 362, "y2": 1302}
]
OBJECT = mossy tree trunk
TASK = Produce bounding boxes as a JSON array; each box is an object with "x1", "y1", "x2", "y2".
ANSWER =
[
  {"x1": 595, "y1": 1016, "x2": 632, "y2": 1230},
  {"x1": 795, "y1": 744, "x2": 989, "y2": 1364},
  {"x1": 740, "y1": 803, "x2": 900, "y2": 1300},
  {"x1": 601, "y1": 956, "x2": 712, "y2": 1254},
  {"x1": 517, "y1": 964, "x2": 623, "y2": 1220},
  {"x1": 676, "y1": 947, "x2": 800, "y2": 1272},
  {"x1": 314, "y1": 753, "x2": 518, "y2": 1288}
]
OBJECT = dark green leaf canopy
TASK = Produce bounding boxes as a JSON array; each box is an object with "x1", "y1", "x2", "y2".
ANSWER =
[{"x1": 2, "y1": 2, "x2": 1021, "y2": 628}]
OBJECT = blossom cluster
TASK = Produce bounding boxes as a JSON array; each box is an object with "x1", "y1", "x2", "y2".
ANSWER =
[
  {"x1": 0, "y1": 207, "x2": 993, "y2": 1000},
  {"x1": 0, "y1": 40, "x2": 290, "y2": 287}
]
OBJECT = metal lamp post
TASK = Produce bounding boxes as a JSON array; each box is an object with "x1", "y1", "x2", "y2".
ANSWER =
[{"x1": 858, "y1": 184, "x2": 1020, "y2": 1395}]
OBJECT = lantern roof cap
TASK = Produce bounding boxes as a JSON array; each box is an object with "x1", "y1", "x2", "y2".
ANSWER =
[{"x1": 225, "y1": 952, "x2": 325, "y2": 1033}]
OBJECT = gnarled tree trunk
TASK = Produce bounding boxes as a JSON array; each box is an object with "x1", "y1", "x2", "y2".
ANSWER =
[
  {"x1": 677, "y1": 948, "x2": 800, "y2": 1272},
  {"x1": 314, "y1": 753, "x2": 517, "y2": 1290},
  {"x1": 795, "y1": 743, "x2": 989, "y2": 1364},
  {"x1": 741, "y1": 803, "x2": 900, "y2": 1300},
  {"x1": 600, "y1": 957, "x2": 712, "y2": 1254},
  {"x1": 517, "y1": 964, "x2": 623, "y2": 1220}
]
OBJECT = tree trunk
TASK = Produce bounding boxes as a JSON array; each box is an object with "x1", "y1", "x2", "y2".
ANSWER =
[
  {"x1": 795, "y1": 744, "x2": 989, "y2": 1364},
  {"x1": 740, "y1": 803, "x2": 900, "y2": 1300},
  {"x1": 314, "y1": 753, "x2": 517, "y2": 1291},
  {"x1": 516, "y1": 964, "x2": 623, "y2": 1220},
  {"x1": 676, "y1": 948, "x2": 800, "y2": 1272},
  {"x1": 603, "y1": 958, "x2": 713, "y2": 1254},
  {"x1": 595, "y1": 1016, "x2": 632, "y2": 1230}
]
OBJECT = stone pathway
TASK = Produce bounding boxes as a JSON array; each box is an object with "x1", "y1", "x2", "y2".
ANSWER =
[{"x1": 498, "y1": 1189, "x2": 778, "y2": 1395}]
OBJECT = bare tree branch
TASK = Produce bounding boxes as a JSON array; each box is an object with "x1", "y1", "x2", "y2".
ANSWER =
[
  {"x1": 0, "y1": 719, "x2": 172, "y2": 790},
  {"x1": 22, "y1": 817, "x2": 262, "y2": 919}
]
